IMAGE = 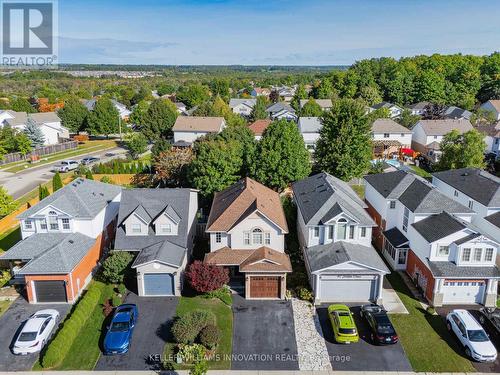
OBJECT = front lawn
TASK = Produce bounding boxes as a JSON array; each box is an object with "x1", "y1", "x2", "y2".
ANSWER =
[
  {"x1": 387, "y1": 272, "x2": 475, "y2": 372},
  {"x1": 410, "y1": 165, "x2": 432, "y2": 179},
  {"x1": 0, "y1": 300, "x2": 13, "y2": 318},
  {"x1": 164, "y1": 295, "x2": 233, "y2": 370}
]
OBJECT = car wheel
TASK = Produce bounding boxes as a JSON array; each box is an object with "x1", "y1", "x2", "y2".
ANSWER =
[{"x1": 465, "y1": 347, "x2": 472, "y2": 359}]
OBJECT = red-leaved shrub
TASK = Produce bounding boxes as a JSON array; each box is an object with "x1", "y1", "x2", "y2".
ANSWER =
[{"x1": 185, "y1": 261, "x2": 229, "y2": 293}]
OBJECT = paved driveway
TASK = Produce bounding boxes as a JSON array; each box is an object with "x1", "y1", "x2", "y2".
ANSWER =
[
  {"x1": 231, "y1": 295, "x2": 299, "y2": 370},
  {"x1": 436, "y1": 305, "x2": 500, "y2": 373},
  {"x1": 0, "y1": 297, "x2": 70, "y2": 372},
  {"x1": 317, "y1": 305, "x2": 412, "y2": 371},
  {"x1": 95, "y1": 293, "x2": 178, "y2": 371}
]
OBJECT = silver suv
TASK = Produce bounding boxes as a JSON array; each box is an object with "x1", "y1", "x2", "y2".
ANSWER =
[{"x1": 53, "y1": 160, "x2": 79, "y2": 172}]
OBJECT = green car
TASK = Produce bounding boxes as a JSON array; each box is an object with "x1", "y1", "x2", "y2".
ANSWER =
[{"x1": 328, "y1": 304, "x2": 359, "y2": 344}]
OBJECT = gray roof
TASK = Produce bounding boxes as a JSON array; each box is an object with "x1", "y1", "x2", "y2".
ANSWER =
[
  {"x1": 407, "y1": 101, "x2": 431, "y2": 110},
  {"x1": 292, "y1": 173, "x2": 375, "y2": 226},
  {"x1": 372, "y1": 118, "x2": 411, "y2": 134},
  {"x1": 411, "y1": 212, "x2": 467, "y2": 243},
  {"x1": 371, "y1": 102, "x2": 401, "y2": 110},
  {"x1": 82, "y1": 99, "x2": 97, "y2": 111},
  {"x1": 229, "y1": 98, "x2": 256, "y2": 109},
  {"x1": 131, "y1": 240, "x2": 186, "y2": 268},
  {"x1": 416, "y1": 119, "x2": 473, "y2": 136},
  {"x1": 383, "y1": 227, "x2": 409, "y2": 248},
  {"x1": 444, "y1": 106, "x2": 473, "y2": 120},
  {"x1": 364, "y1": 170, "x2": 417, "y2": 199},
  {"x1": 30, "y1": 112, "x2": 61, "y2": 124},
  {"x1": 427, "y1": 261, "x2": 500, "y2": 278},
  {"x1": 266, "y1": 102, "x2": 295, "y2": 114},
  {"x1": 305, "y1": 241, "x2": 389, "y2": 273},
  {"x1": 485, "y1": 211, "x2": 500, "y2": 229},
  {"x1": 5, "y1": 111, "x2": 28, "y2": 127},
  {"x1": 298, "y1": 117, "x2": 322, "y2": 133},
  {"x1": 18, "y1": 178, "x2": 121, "y2": 220},
  {"x1": 432, "y1": 168, "x2": 500, "y2": 207},
  {"x1": 299, "y1": 99, "x2": 332, "y2": 109},
  {"x1": 0, "y1": 233, "x2": 95, "y2": 274},
  {"x1": 115, "y1": 189, "x2": 195, "y2": 265}
]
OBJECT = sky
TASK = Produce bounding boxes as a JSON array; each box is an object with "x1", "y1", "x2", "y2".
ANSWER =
[{"x1": 56, "y1": 0, "x2": 500, "y2": 65}]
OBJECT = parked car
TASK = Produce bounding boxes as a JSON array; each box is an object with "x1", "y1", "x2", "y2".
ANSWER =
[
  {"x1": 12, "y1": 309, "x2": 60, "y2": 355},
  {"x1": 104, "y1": 152, "x2": 116, "y2": 157},
  {"x1": 53, "y1": 160, "x2": 79, "y2": 172},
  {"x1": 328, "y1": 304, "x2": 359, "y2": 344},
  {"x1": 81, "y1": 156, "x2": 100, "y2": 165},
  {"x1": 360, "y1": 304, "x2": 398, "y2": 345},
  {"x1": 446, "y1": 309, "x2": 497, "y2": 362},
  {"x1": 103, "y1": 304, "x2": 138, "y2": 355},
  {"x1": 479, "y1": 307, "x2": 500, "y2": 334}
]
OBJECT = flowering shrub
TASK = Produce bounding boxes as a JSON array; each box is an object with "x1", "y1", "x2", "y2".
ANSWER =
[{"x1": 185, "y1": 261, "x2": 229, "y2": 293}]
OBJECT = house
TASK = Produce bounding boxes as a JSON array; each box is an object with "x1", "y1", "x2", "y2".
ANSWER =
[
  {"x1": 411, "y1": 119, "x2": 474, "y2": 162},
  {"x1": 369, "y1": 102, "x2": 403, "y2": 118},
  {"x1": 364, "y1": 170, "x2": 499, "y2": 306},
  {"x1": 432, "y1": 168, "x2": 500, "y2": 249},
  {"x1": 82, "y1": 99, "x2": 131, "y2": 120},
  {"x1": 174, "y1": 102, "x2": 187, "y2": 115},
  {"x1": 250, "y1": 87, "x2": 271, "y2": 97},
  {"x1": 204, "y1": 178, "x2": 291, "y2": 299},
  {"x1": 292, "y1": 173, "x2": 389, "y2": 305},
  {"x1": 229, "y1": 98, "x2": 256, "y2": 117},
  {"x1": 248, "y1": 119, "x2": 272, "y2": 140},
  {"x1": 266, "y1": 102, "x2": 297, "y2": 121},
  {"x1": 275, "y1": 86, "x2": 297, "y2": 102},
  {"x1": 480, "y1": 100, "x2": 500, "y2": 121},
  {"x1": 407, "y1": 102, "x2": 431, "y2": 116},
  {"x1": 299, "y1": 99, "x2": 332, "y2": 111},
  {"x1": 371, "y1": 118, "x2": 412, "y2": 158},
  {"x1": 113, "y1": 189, "x2": 198, "y2": 297},
  {"x1": 477, "y1": 121, "x2": 500, "y2": 156},
  {"x1": 298, "y1": 117, "x2": 322, "y2": 151},
  {"x1": 444, "y1": 106, "x2": 473, "y2": 121},
  {"x1": 0, "y1": 179, "x2": 121, "y2": 303},
  {"x1": 172, "y1": 116, "x2": 226, "y2": 145}
]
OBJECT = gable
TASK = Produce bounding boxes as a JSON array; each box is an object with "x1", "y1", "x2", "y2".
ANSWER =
[
  {"x1": 31, "y1": 205, "x2": 71, "y2": 218},
  {"x1": 314, "y1": 261, "x2": 385, "y2": 274}
]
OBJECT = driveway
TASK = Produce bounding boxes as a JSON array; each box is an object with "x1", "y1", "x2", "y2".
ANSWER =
[
  {"x1": 436, "y1": 305, "x2": 500, "y2": 373},
  {"x1": 0, "y1": 297, "x2": 70, "y2": 371},
  {"x1": 231, "y1": 295, "x2": 299, "y2": 370},
  {"x1": 317, "y1": 305, "x2": 412, "y2": 371},
  {"x1": 95, "y1": 292, "x2": 178, "y2": 371}
]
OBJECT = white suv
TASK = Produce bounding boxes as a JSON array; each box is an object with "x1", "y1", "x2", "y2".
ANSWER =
[
  {"x1": 446, "y1": 309, "x2": 497, "y2": 362},
  {"x1": 53, "y1": 160, "x2": 79, "y2": 172}
]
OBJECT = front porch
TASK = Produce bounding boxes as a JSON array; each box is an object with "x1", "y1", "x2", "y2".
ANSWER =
[{"x1": 382, "y1": 227, "x2": 409, "y2": 271}]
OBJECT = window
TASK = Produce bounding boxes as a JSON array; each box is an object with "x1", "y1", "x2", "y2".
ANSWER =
[
  {"x1": 244, "y1": 232, "x2": 250, "y2": 245},
  {"x1": 433, "y1": 135, "x2": 438, "y2": 139},
  {"x1": 389, "y1": 201, "x2": 396, "y2": 209},
  {"x1": 160, "y1": 224, "x2": 172, "y2": 234},
  {"x1": 454, "y1": 190, "x2": 459, "y2": 197},
  {"x1": 131, "y1": 224, "x2": 141, "y2": 234},
  {"x1": 468, "y1": 200, "x2": 474, "y2": 209},
  {"x1": 62, "y1": 218, "x2": 70, "y2": 230},
  {"x1": 400, "y1": 133, "x2": 405, "y2": 137},
  {"x1": 360, "y1": 227, "x2": 367, "y2": 238},
  {"x1": 462, "y1": 248, "x2": 471, "y2": 262},
  {"x1": 313, "y1": 227, "x2": 320, "y2": 238},
  {"x1": 252, "y1": 228, "x2": 263, "y2": 245},
  {"x1": 48, "y1": 216, "x2": 58, "y2": 231},
  {"x1": 327, "y1": 226, "x2": 333, "y2": 240},
  {"x1": 485, "y1": 248, "x2": 494, "y2": 262},
  {"x1": 398, "y1": 249, "x2": 407, "y2": 265},
  {"x1": 402, "y1": 207, "x2": 409, "y2": 232},
  {"x1": 24, "y1": 220, "x2": 33, "y2": 230},
  {"x1": 349, "y1": 225, "x2": 355, "y2": 240},
  {"x1": 383, "y1": 133, "x2": 390, "y2": 138},
  {"x1": 438, "y1": 245, "x2": 449, "y2": 256},
  {"x1": 215, "y1": 232, "x2": 222, "y2": 243},
  {"x1": 40, "y1": 219, "x2": 47, "y2": 230},
  {"x1": 265, "y1": 232, "x2": 271, "y2": 245},
  {"x1": 337, "y1": 219, "x2": 347, "y2": 240},
  {"x1": 48, "y1": 210, "x2": 57, "y2": 215},
  {"x1": 473, "y1": 248, "x2": 482, "y2": 262}
]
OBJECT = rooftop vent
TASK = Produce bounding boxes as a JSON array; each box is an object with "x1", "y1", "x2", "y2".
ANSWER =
[{"x1": 68, "y1": 240, "x2": 74, "y2": 244}]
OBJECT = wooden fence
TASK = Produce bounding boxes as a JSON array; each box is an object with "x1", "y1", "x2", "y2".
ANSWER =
[{"x1": 0, "y1": 140, "x2": 78, "y2": 166}]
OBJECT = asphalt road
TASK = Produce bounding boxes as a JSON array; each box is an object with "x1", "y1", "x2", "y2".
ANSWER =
[
  {"x1": 0, "y1": 298, "x2": 70, "y2": 371},
  {"x1": 0, "y1": 146, "x2": 128, "y2": 199}
]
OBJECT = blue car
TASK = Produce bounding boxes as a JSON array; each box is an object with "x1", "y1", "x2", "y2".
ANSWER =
[{"x1": 103, "y1": 304, "x2": 138, "y2": 355}]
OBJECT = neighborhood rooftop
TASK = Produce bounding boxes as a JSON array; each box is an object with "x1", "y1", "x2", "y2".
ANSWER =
[
  {"x1": 372, "y1": 118, "x2": 411, "y2": 134},
  {"x1": 172, "y1": 116, "x2": 225, "y2": 132},
  {"x1": 417, "y1": 119, "x2": 473, "y2": 136},
  {"x1": 411, "y1": 211, "x2": 469, "y2": 243},
  {"x1": 298, "y1": 117, "x2": 322, "y2": 133}
]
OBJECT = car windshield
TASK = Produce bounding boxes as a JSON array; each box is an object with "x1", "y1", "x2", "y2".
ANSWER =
[
  {"x1": 377, "y1": 323, "x2": 395, "y2": 334},
  {"x1": 339, "y1": 328, "x2": 357, "y2": 335},
  {"x1": 18, "y1": 332, "x2": 37, "y2": 342},
  {"x1": 110, "y1": 321, "x2": 129, "y2": 332},
  {"x1": 468, "y1": 329, "x2": 489, "y2": 342}
]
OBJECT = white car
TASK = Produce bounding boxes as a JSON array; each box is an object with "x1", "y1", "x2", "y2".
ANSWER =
[
  {"x1": 53, "y1": 160, "x2": 79, "y2": 172},
  {"x1": 446, "y1": 309, "x2": 497, "y2": 362},
  {"x1": 12, "y1": 309, "x2": 60, "y2": 355}
]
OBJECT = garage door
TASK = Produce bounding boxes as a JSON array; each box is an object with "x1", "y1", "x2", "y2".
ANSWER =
[
  {"x1": 249, "y1": 276, "x2": 280, "y2": 298},
  {"x1": 34, "y1": 280, "x2": 67, "y2": 303},
  {"x1": 442, "y1": 281, "x2": 485, "y2": 304},
  {"x1": 318, "y1": 274, "x2": 377, "y2": 302},
  {"x1": 143, "y1": 273, "x2": 174, "y2": 296}
]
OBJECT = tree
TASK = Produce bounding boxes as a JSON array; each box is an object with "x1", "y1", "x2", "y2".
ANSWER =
[
  {"x1": 52, "y1": 172, "x2": 63, "y2": 192},
  {"x1": 250, "y1": 96, "x2": 268, "y2": 121},
  {"x1": 188, "y1": 138, "x2": 243, "y2": 197},
  {"x1": 478, "y1": 80, "x2": 500, "y2": 102},
  {"x1": 101, "y1": 252, "x2": 134, "y2": 284},
  {"x1": 290, "y1": 84, "x2": 308, "y2": 110},
  {"x1": 269, "y1": 90, "x2": 280, "y2": 103},
  {"x1": 397, "y1": 109, "x2": 420, "y2": 129},
  {"x1": 125, "y1": 132, "x2": 148, "y2": 159},
  {"x1": 129, "y1": 100, "x2": 150, "y2": 127},
  {"x1": 38, "y1": 185, "x2": 50, "y2": 200},
  {"x1": 85, "y1": 98, "x2": 119, "y2": 136},
  {"x1": 358, "y1": 85, "x2": 383, "y2": 106},
  {"x1": 315, "y1": 99, "x2": 372, "y2": 181},
  {"x1": 57, "y1": 97, "x2": 89, "y2": 133},
  {"x1": 15, "y1": 133, "x2": 32, "y2": 155},
  {"x1": 0, "y1": 187, "x2": 16, "y2": 217},
  {"x1": 151, "y1": 137, "x2": 171, "y2": 157},
  {"x1": 438, "y1": 129, "x2": 486, "y2": 170},
  {"x1": 252, "y1": 119, "x2": 311, "y2": 191},
  {"x1": 11, "y1": 97, "x2": 35, "y2": 113},
  {"x1": 154, "y1": 148, "x2": 193, "y2": 187},
  {"x1": 23, "y1": 117, "x2": 45, "y2": 148},
  {"x1": 300, "y1": 98, "x2": 323, "y2": 117},
  {"x1": 85, "y1": 169, "x2": 94, "y2": 180},
  {"x1": 185, "y1": 261, "x2": 229, "y2": 293},
  {"x1": 141, "y1": 98, "x2": 178, "y2": 141},
  {"x1": 422, "y1": 103, "x2": 447, "y2": 120},
  {"x1": 209, "y1": 79, "x2": 230, "y2": 101},
  {"x1": 218, "y1": 122, "x2": 257, "y2": 176},
  {"x1": 176, "y1": 84, "x2": 210, "y2": 108}
]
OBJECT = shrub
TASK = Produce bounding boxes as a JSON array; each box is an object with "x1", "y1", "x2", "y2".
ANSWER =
[
  {"x1": 204, "y1": 285, "x2": 232, "y2": 305},
  {"x1": 297, "y1": 287, "x2": 313, "y2": 302},
  {"x1": 185, "y1": 261, "x2": 229, "y2": 293},
  {"x1": 112, "y1": 294, "x2": 122, "y2": 307},
  {"x1": 178, "y1": 343, "x2": 206, "y2": 364},
  {"x1": 117, "y1": 284, "x2": 127, "y2": 295},
  {"x1": 101, "y1": 252, "x2": 134, "y2": 284},
  {"x1": 100, "y1": 175, "x2": 112, "y2": 184},
  {"x1": 190, "y1": 358, "x2": 208, "y2": 375},
  {"x1": 52, "y1": 172, "x2": 63, "y2": 191},
  {"x1": 171, "y1": 310, "x2": 215, "y2": 344},
  {"x1": 199, "y1": 324, "x2": 220, "y2": 350},
  {"x1": 0, "y1": 269, "x2": 11, "y2": 287}
]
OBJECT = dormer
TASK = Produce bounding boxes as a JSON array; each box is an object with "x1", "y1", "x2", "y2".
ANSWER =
[
  {"x1": 123, "y1": 205, "x2": 151, "y2": 236},
  {"x1": 153, "y1": 205, "x2": 181, "y2": 236}
]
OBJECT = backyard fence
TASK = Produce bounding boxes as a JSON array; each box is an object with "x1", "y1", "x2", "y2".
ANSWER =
[{"x1": 0, "y1": 140, "x2": 78, "y2": 166}]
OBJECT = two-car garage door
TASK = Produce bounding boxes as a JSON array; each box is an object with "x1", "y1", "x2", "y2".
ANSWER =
[
  {"x1": 143, "y1": 273, "x2": 175, "y2": 296},
  {"x1": 442, "y1": 281, "x2": 485, "y2": 304},
  {"x1": 318, "y1": 274, "x2": 378, "y2": 302}
]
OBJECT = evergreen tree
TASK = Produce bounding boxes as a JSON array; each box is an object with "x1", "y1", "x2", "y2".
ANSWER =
[
  {"x1": 23, "y1": 118, "x2": 45, "y2": 148},
  {"x1": 38, "y1": 185, "x2": 50, "y2": 200},
  {"x1": 85, "y1": 169, "x2": 94, "y2": 180},
  {"x1": 0, "y1": 187, "x2": 16, "y2": 217},
  {"x1": 52, "y1": 172, "x2": 63, "y2": 192}
]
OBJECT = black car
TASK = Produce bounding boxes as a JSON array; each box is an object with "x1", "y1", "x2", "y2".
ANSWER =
[
  {"x1": 479, "y1": 307, "x2": 500, "y2": 334},
  {"x1": 360, "y1": 304, "x2": 398, "y2": 345}
]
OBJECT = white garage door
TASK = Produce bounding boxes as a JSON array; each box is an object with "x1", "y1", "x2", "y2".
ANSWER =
[
  {"x1": 442, "y1": 281, "x2": 485, "y2": 304},
  {"x1": 318, "y1": 274, "x2": 378, "y2": 302}
]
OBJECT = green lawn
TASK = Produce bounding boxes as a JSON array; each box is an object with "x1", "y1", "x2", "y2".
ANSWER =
[
  {"x1": 164, "y1": 295, "x2": 233, "y2": 370},
  {"x1": 0, "y1": 227, "x2": 21, "y2": 253},
  {"x1": 0, "y1": 300, "x2": 13, "y2": 318},
  {"x1": 387, "y1": 272, "x2": 475, "y2": 372},
  {"x1": 410, "y1": 165, "x2": 432, "y2": 179},
  {"x1": 351, "y1": 184, "x2": 365, "y2": 199}
]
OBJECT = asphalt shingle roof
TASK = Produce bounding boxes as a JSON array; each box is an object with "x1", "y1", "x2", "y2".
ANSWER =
[
  {"x1": 411, "y1": 212, "x2": 467, "y2": 243},
  {"x1": 485, "y1": 211, "x2": 500, "y2": 229},
  {"x1": 229, "y1": 98, "x2": 256, "y2": 108},
  {"x1": 131, "y1": 240, "x2": 187, "y2": 268},
  {"x1": 299, "y1": 99, "x2": 332, "y2": 109},
  {"x1": 416, "y1": 119, "x2": 473, "y2": 136},
  {"x1": 383, "y1": 227, "x2": 409, "y2": 248},
  {"x1": 364, "y1": 170, "x2": 415, "y2": 199},
  {"x1": 372, "y1": 118, "x2": 412, "y2": 134},
  {"x1": 298, "y1": 117, "x2": 322, "y2": 133},
  {"x1": 428, "y1": 261, "x2": 500, "y2": 278}
]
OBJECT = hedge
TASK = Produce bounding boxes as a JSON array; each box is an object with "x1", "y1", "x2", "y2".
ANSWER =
[{"x1": 40, "y1": 284, "x2": 103, "y2": 369}]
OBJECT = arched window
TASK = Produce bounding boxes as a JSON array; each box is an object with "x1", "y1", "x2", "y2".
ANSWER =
[
  {"x1": 48, "y1": 211, "x2": 57, "y2": 216},
  {"x1": 336, "y1": 218, "x2": 347, "y2": 240},
  {"x1": 252, "y1": 228, "x2": 263, "y2": 245}
]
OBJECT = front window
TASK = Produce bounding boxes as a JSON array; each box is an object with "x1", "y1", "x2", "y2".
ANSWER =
[
  {"x1": 349, "y1": 225, "x2": 355, "y2": 239},
  {"x1": 62, "y1": 218, "x2": 70, "y2": 230},
  {"x1": 131, "y1": 224, "x2": 141, "y2": 234},
  {"x1": 160, "y1": 224, "x2": 172, "y2": 234},
  {"x1": 473, "y1": 248, "x2": 482, "y2": 262},
  {"x1": 24, "y1": 220, "x2": 33, "y2": 230},
  {"x1": 48, "y1": 216, "x2": 58, "y2": 231},
  {"x1": 438, "y1": 246, "x2": 449, "y2": 256},
  {"x1": 327, "y1": 226, "x2": 333, "y2": 240},
  {"x1": 264, "y1": 232, "x2": 271, "y2": 245},
  {"x1": 462, "y1": 248, "x2": 471, "y2": 262},
  {"x1": 383, "y1": 133, "x2": 390, "y2": 138},
  {"x1": 337, "y1": 219, "x2": 347, "y2": 240},
  {"x1": 252, "y1": 228, "x2": 263, "y2": 245},
  {"x1": 215, "y1": 232, "x2": 222, "y2": 243},
  {"x1": 402, "y1": 207, "x2": 409, "y2": 232},
  {"x1": 313, "y1": 227, "x2": 320, "y2": 238},
  {"x1": 389, "y1": 201, "x2": 396, "y2": 209},
  {"x1": 398, "y1": 249, "x2": 407, "y2": 265},
  {"x1": 360, "y1": 227, "x2": 367, "y2": 238},
  {"x1": 244, "y1": 232, "x2": 250, "y2": 245},
  {"x1": 40, "y1": 219, "x2": 47, "y2": 230},
  {"x1": 485, "y1": 248, "x2": 494, "y2": 262}
]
